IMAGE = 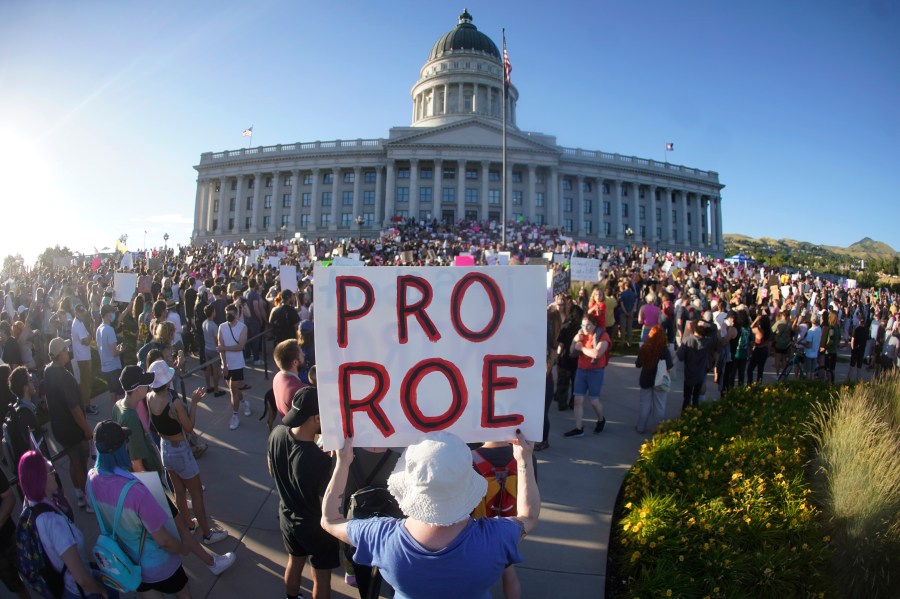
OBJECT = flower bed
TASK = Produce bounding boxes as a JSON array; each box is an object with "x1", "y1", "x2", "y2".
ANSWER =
[{"x1": 608, "y1": 383, "x2": 838, "y2": 598}]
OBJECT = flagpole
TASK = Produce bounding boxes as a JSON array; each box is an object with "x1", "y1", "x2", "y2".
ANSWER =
[{"x1": 501, "y1": 28, "x2": 508, "y2": 247}]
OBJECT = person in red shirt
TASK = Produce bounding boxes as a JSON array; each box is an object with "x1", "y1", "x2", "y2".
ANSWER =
[
  {"x1": 564, "y1": 314, "x2": 611, "y2": 437},
  {"x1": 272, "y1": 339, "x2": 307, "y2": 417}
]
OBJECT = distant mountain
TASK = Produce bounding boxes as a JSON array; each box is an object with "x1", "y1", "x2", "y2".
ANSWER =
[{"x1": 724, "y1": 234, "x2": 898, "y2": 260}]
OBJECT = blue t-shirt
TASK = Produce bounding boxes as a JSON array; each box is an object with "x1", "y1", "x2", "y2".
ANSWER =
[
  {"x1": 346, "y1": 517, "x2": 523, "y2": 599},
  {"x1": 96, "y1": 322, "x2": 121, "y2": 372}
]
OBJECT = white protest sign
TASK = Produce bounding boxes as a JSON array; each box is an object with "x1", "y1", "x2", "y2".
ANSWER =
[
  {"x1": 484, "y1": 251, "x2": 497, "y2": 266},
  {"x1": 700, "y1": 265, "x2": 709, "y2": 276},
  {"x1": 113, "y1": 272, "x2": 137, "y2": 302},
  {"x1": 553, "y1": 253, "x2": 567, "y2": 264},
  {"x1": 314, "y1": 265, "x2": 546, "y2": 451},
  {"x1": 333, "y1": 256, "x2": 364, "y2": 267},
  {"x1": 662, "y1": 260, "x2": 673, "y2": 274},
  {"x1": 570, "y1": 257, "x2": 600, "y2": 282},
  {"x1": 497, "y1": 251, "x2": 511, "y2": 266},
  {"x1": 279, "y1": 266, "x2": 298, "y2": 293},
  {"x1": 133, "y1": 472, "x2": 179, "y2": 539},
  {"x1": 348, "y1": 252, "x2": 361, "y2": 262},
  {"x1": 267, "y1": 257, "x2": 281, "y2": 269},
  {"x1": 120, "y1": 252, "x2": 133, "y2": 270},
  {"x1": 542, "y1": 252, "x2": 554, "y2": 263},
  {"x1": 846, "y1": 279, "x2": 857, "y2": 289},
  {"x1": 781, "y1": 285, "x2": 792, "y2": 298}
]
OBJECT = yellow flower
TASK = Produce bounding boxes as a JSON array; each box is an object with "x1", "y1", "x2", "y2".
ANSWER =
[
  {"x1": 732, "y1": 472, "x2": 743, "y2": 480},
  {"x1": 678, "y1": 555, "x2": 685, "y2": 562},
  {"x1": 650, "y1": 542, "x2": 657, "y2": 548},
  {"x1": 666, "y1": 590, "x2": 673, "y2": 597},
  {"x1": 823, "y1": 535, "x2": 830, "y2": 542},
  {"x1": 630, "y1": 550, "x2": 641, "y2": 562},
  {"x1": 713, "y1": 587, "x2": 720, "y2": 593},
  {"x1": 625, "y1": 502, "x2": 633, "y2": 509}
]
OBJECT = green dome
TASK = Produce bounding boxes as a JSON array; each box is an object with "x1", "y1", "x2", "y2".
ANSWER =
[{"x1": 428, "y1": 9, "x2": 500, "y2": 61}]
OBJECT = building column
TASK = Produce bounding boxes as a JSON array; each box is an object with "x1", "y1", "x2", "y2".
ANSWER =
[
  {"x1": 715, "y1": 196, "x2": 724, "y2": 250},
  {"x1": 215, "y1": 177, "x2": 227, "y2": 234},
  {"x1": 309, "y1": 168, "x2": 320, "y2": 231},
  {"x1": 692, "y1": 194, "x2": 702, "y2": 250},
  {"x1": 548, "y1": 169, "x2": 558, "y2": 228},
  {"x1": 374, "y1": 166, "x2": 384, "y2": 227},
  {"x1": 575, "y1": 176, "x2": 585, "y2": 236},
  {"x1": 383, "y1": 161, "x2": 396, "y2": 227},
  {"x1": 233, "y1": 175, "x2": 245, "y2": 235},
  {"x1": 647, "y1": 184, "x2": 658, "y2": 248},
  {"x1": 290, "y1": 169, "x2": 301, "y2": 232},
  {"x1": 409, "y1": 159, "x2": 419, "y2": 221},
  {"x1": 204, "y1": 181, "x2": 215, "y2": 233},
  {"x1": 630, "y1": 183, "x2": 641, "y2": 244},
  {"x1": 613, "y1": 180, "x2": 623, "y2": 241},
  {"x1": 193, "y1": 179, "x2": 205, "y2": 236},
  {"x1": 352, "y1": 166, "x2": 362, "y2": 228},
  {"x1": 526, "y1": 165, "x2": 536, "y2": 223},
  {"x1": 330, "y1": 168, "x2": 340, "y2": 230},
  {"x1": 456, "y1": 159, "x2": 466, "y2": 219},
  {"x1": 678, "y1": 191, "x2": 688, "y2": 248},
  {"x1": 661, "y1": 188, "x2": 672, "y2": 246},
  {"x1": 270, "y1": 172, "x2": 282, "y2": 233},
  {"x1": 480, "y1": 161, "x2": 490, "y2": 219}
]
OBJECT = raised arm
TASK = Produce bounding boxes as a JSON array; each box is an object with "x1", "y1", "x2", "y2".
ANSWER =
[
  {"x1": 321, "y1": 437, "x2": 354, "y2": 544},
  {"x1": 511, "y1": 430, "x2": 540, "y2": 535}
]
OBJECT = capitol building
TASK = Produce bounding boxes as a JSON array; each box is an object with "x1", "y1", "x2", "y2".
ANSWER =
[{"x1": 192, "y1": 10, "x2": 724, "y2": 254}]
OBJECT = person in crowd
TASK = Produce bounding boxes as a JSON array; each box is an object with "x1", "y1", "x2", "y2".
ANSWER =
[
  {"x1": 634, "y1": 325, "x2": 673, "y2": 434},
  {"x1": 243, "y1": 279, "x2": 266, "y2": 366},
  {"x1": 217, "y1": 303, "x2": 249, "y2": 430},
  {"x1": 678, "y1": 318, "x2": 717, "y2": 410},
  {"x1": 0, "y1": 364, "x2": 15, "y2": 427},
  {"x1": 876, "y1": 322, "x2": 899, "y2": 379},
  {"x1": 272, "y1": 339, "x2": 307, "y2": 418},
  {"x1": 0, "y1": 321, "x2": 22, "y2": 369},
  {"x1": 822, "y1": 311, "x2": 840, "y2": 383},
  {"x1": 731, "y1": 309, "x2": 752, "y2": 387},
  {"x1": 298, "y1": 320, "x2": 316, "y2": 384},
  {"x1": 269, "y1": 289, "x2": 301, "y2": 346},
  {"x1": 96, "y1": 304, "x2": 125, "y2": 414},
  {"x1": 637, "y1": 292, "x2": 660, "y2": 346},
  {"x1": 267, "y1": 387, "x2": 339, "y2": 599},
  {"x1": 847, "y1": 311, "x2": 869, "y2": 382},
  {"x1": 0, "y1": 459, "x2": 29, "y2": 598},
  {"x1": 564, "y1": 313, "x2": 610, "y2": 437},
  {"x1": 70, "y1": 304, "x2": 98, "y2": 415},
  {"x1": 802, "y1": 314, "x2": 823, "y2": 379},
  {"x1": 43, "y1": 337, "x2": 94, "y2": 512},
  {"x1": 321, "y1": 430, "x2": 540, "y2": 599},
  {"x1": 746, "y1": 311, "x2": 773, "y2": 384},
  {"x1": 200, "y1": 305, "x2": 225, "y2": 396},
  {"x1": 18, "y1": 450, "x2": 119, "y2": 599},
  {"x1": 7, "y1": 366, "x2": 48, "y2": 460},
  {"x1": 13, "y1": 321, "x2": 37, "y2": 371},
  {"x1": 145, "y1": 360, "x2": 227, "y2": 546},
  {"x1": 554, "y1": 304, "x2": 583, "y2": 411},
  {"x1": 771, "y1": 310, "x2": 793, "y2": 380}
]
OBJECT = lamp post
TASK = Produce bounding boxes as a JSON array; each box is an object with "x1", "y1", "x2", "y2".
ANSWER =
[
  {"x1": 355, "y1": 215, "x2": 365, "y2": 238},
  {"x1": 163, "y1": 233, "x2": 169, "y2": 252}
]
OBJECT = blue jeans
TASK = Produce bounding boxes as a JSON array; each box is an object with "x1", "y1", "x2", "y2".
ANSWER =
[{"x1": 574, "y1": 367, "x2": 605, "y2": 398}]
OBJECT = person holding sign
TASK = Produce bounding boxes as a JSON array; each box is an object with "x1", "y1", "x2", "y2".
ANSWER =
[
  {"x1": 564, "y1": 314, "x2": 610, "y2": 437},
  {"x1": 321, "y1": 431, "x2": 539, "y2": 599}
]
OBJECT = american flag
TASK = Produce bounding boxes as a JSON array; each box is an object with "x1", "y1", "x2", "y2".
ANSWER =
[
  {"x1": 502, "y1": 32, "x2": 512, "y2": 88},
  {"x1": 665, "y1": 142, "x2": 674, "y2": 151},
  {"x1": 242, "y1": 126, "x2": 253, "y2": 137}
]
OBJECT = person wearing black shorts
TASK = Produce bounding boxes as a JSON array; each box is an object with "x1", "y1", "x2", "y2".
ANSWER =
[
  {"x1": 848, "y1": 320, "x2": 868, "y2": 382},
  {"x1": 267, "y1": 388, "x2": 339, "y2": 599}
]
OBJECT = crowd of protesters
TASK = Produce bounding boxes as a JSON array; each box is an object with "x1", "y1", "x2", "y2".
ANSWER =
[{"x1": 0, "y1": 216, "x2": 899, "y2": 597}]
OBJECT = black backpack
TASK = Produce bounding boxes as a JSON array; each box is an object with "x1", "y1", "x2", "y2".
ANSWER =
[
  {"x1": 2, "y1": 404, "x2": 29, "y2": 465},
  {"x1": 347, "y1": 452, "x2": 403, "y2": 520},
  {"x1": 15, "y1": 503, "x2": 71, "y2": 599}
]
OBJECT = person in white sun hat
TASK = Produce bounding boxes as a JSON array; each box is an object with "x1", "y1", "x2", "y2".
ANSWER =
[{"x1": 321, "y1": 430, "x2": 540, "y2": 599}]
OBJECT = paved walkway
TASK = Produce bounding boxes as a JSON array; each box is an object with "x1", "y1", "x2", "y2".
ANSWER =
[{"x1": 5, "y1": 347, "x2": 860, "y2": 599}]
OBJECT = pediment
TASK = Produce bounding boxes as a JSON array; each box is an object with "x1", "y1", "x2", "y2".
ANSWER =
[{"x1": 387, "y1": 120, "x2": 558, "y2": 154}]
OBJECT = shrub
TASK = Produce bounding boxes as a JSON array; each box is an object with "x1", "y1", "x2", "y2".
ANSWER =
[
  {"x1": 808, "y1": 374, "x2": 900, "y2": 598},
  {"x1": 609, "y1": 383, "x2": 838, "y2": 598}
]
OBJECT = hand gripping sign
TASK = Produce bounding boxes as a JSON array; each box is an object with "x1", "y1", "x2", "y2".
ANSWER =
[{"x1": 314, "y1": 265, "x2": 546, "y2": 450}]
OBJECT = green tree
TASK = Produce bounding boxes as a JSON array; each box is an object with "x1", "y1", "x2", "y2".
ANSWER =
[
  {"x1": 36, "y1": 245, "x2": 73, "y2": 268},
  {"x1": 2, "y1": 254, "x2": 24, "y2": 275}
]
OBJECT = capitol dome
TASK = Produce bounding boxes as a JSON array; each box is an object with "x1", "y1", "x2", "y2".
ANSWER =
[
  {"x1": 428, "y1": 9, "x2": 500, "y2": 61},
  {"x1": 411, "y1": 9, "x2": 518, "y2": 128}
]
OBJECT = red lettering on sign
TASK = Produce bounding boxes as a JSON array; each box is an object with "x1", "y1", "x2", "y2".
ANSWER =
[
  {"x1": 450, "y1": 273, "x2": 505, "y2": 342},
  {"x1": 481, "y1": 354, "x2": 531, "y2": 428},
  {"x1": 338, "y1": 362, "x2": 393, "y2": 438},
  {"x1": 397, "y1": 275, "x2": 441, "y2": 344},
  {"x1": 400, "y1": 358, "x2": 467, "y2": 432},
  {"x1": 336, "y1": 276, "x2": 375, "y2": 348}
]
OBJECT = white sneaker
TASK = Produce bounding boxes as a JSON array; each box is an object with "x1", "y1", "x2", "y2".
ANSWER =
[
  {"x1": 229, "y1": 413, "x2": 240, "y2": 430},
  {"x1": 254, "y1": 359, "x2": 264, "y2": 366},
  {"x1": 241, "y1": 399, "x2": 251, "y2": 416},
  {"x1": 203, "y1": 527, "x2": 228, "y2": 545},
  {"x1": 208, "y1": 552, "x2": 236, "y2": 575}
]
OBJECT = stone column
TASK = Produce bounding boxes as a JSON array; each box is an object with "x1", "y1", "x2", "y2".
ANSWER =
[
  {"x1": 204, "y1": 181, "x2": 215, "y2": 233},
  {"x1": 234, "y1": 175, "x2": 245, "y2": 234},
  {"x1": 613, "y1": 180, "x2": 623, "y2": 241},
  {"x1": 576, "y1": 175, "x2": 585, "y2": 236},
  {"x1": 715, "y1": 196, "x2": 724, "y2": 250},
  {"x1": 193, "y1": 179, "x2": 205, "y2": 236},
  {"x1": 383, "y1": 161, "x2": 396, "y2": 226},
  {"x1": 250, "y1": 172, "x2": 262, "y2": 234},
  {"x1": 631, "y1": 183, "x2": 641, "y2": 244},
  {"x1": 309, "y1": 168, "x2": 320, "y2": 232},
  {"x1": 662, "y1": 188, "x2": 672, "y2": 246},
  {"x1": 443, "y1": 84, "x2": 449, "y2": 114},
  {"x1": 270, "y1": 172, "x2": 282, "y2": 233},
  {"x1": 352, "y1": 166, "x2": 362, "y2": 226},
  {"x1": 526, "y1": 165, "x2": 536, "y2": 223},
  {"x1": 330, "y1": 168, "x2": 340, "y2": 230},
  {"x1": 458, "y1": 83, "x2": 464, "y2": 112},
  {"x1": 548, "y1": 169, "x2": 558, "y2": 227},
  {"x1": 374, "y1": 166, "x2": 384, "y2": 226},
  {"x1": 678, "y1": 191, "x2": 688, "y2": 247},
  {"x1": 216, "y1": 177, "x2": 227, "y2": 234},
  {"x1": 409, "y1": 159, "x2": 419, "y2": 221},
  {"x1": 692, "y1": 194, "x2": 702, "y2": 250},
  {"x1": 456, "y1": 159, "x2": 466, "y2": 218},
  {"x1": 290, "y1": 169, "x2": 301, "y2": 231},
  {"x1": 647, "y1": 184, "x2": 658, "y2": 248},
  {"x1": 433, "y1": 160, "x2": 443, "y2": 219},
  {"x1": 481, "y1": 161, "x2": 490, "y2": 219}
]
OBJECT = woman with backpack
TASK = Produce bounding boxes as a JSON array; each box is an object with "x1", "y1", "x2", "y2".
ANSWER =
[
  {"x1": 16, "y1": 450, "x2": 118, "y2": 599},
  {"x1": 634, "y1": 325, "x2": 674, "y2": 434},
  {"x1": 746, "y1": 311, "x2": 773, "y2": 384}
]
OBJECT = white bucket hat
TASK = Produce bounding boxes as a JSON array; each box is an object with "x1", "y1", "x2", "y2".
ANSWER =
[
  {"x1": 387, "y1": 432, "x2": 487, "y2": 526},
  {"x1": 147, "y1": 359, "x2": 175, "y2": 388}
]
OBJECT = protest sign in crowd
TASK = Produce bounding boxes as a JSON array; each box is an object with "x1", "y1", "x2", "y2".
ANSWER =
[{"x1": 1, "y1": 217, "x2": 899, "y2": 598}]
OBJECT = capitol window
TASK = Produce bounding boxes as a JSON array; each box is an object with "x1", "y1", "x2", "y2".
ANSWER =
[
  {"x1": 265, "y1": 176, "x2": 273, "y2": 188},
  {"x1": 263, "y1": 216, "x2": 271, "y2": 229},
  {"x1": 466, "y1": 169, "x2": 478, "y2": 180},
  {"x1": 396, "y1": 187, "x2": 409, "y2": 202},
  {"x1": 583, "y1": 199, "x2": 592, "y2": 214},
  {"x1": 621, "y1": 203, "x2": 628, "y2": 218},
  {"x1": 489, "y1": 170, "x2": 500, "y2": 182},
  {"x1": 300, "y1": 214, "x2": 310, "y2": 227},
  {"x1": 603, "y1": 201, "x2": 611, "y2": 216},
  {"x1": 488, "y1": 190, "x2": 500, "y2": 204},
  {"x1": 442, "y1": 187, "x2": 455, "y2": 203},
  {"x1": 512, "y1": 172, "x2": 522, "y2": 183},
  {"x1": 229, "y1": 198, "x2": 235, "y2": 212},
  {"x1": 513, "y1": 191, "x2": 523, "y2": 205},
  {"x1": 282, "y1": 194, "x2": 291, "y2": 208},
  {"x1": 364, "y1": 170, "x2": 376, "y2": 183},
  {"x1": 442, "y1": 167, "x2": 455, "y2": 179},
  {"x1": 320, "y1": 213, "x2": 331, "y2": 227},
  {"x1": 397, "y1": 168, "x2": 410, "y2": 179},
  {"x1": 535, "y1": 192, "x2": 544, "y2": 207},
  {"x1": 343, "y1": 172, "x2": 355, "y2": 183},
  {"x1": 341, "y1": 213, "x2": 353, "y2": 227},
  {"x1": 283, "y1": 175, "x2": 292, "y2": 187},
  {"x1": 584, "y1": 221, "x2": 593, "y2": 234},
  {"x1": 264, "y1": 195, "x2": 272, "y2": 209},
  {"x1": 564, "y1": 219, "x2": 573, "y2": 232},
  {"x1": 343, "y1": 191, "x2": 353, "y2": 205},
  {"x1": 323, "y1": 173, "x2": 334, "y2": 184},
  {"x1": 604, "y1": 183, "x2": 611, "y2": 195},
  {"x1": 322, "y1": 192, "x2": 332, "y2": 206},
  {"x1": 303, "y1": 174, "x2": 313, "y2": 185},
  {"x1": 420, "y1": 168, "x2": 433, "y2": 179},
  {"x1": 282, "y1": 215, "x2": 290, "y2": 227},
  {"x1": 246, "y1": 197, "x2": 253, "y2": 211},
  {"x1": 248, "y1": 179, "x2": 254, "y2": 190},
  {"x1": 465, "y1": 189, "x2": 478, "y2": 204},
  {"x1": 562, "y1": 179, "x2": 573, "y2": 191},
  {"x1": 363, "y1": 191, "x2": 375, "y2": 205},
  {"x1": 582, "y1": 180, "x2": 591, "y2": 192},
  {"x1": 563, "y1": 197, "x2": 573, "y2": 212},
  {"x1": 639, "y1": 206, "x2": 645, "y2": 219},
  {"x1": 302, "y1": 193, "x2": 311, "y2": 207},
  {"x1": 420, "y1": 187, "x2": 433, "y2": 202}
]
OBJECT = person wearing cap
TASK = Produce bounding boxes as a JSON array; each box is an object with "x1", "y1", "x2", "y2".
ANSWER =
[
  {"x1": 6, "y1": 366, "x2": 49, "y2": 463},
  {"x1": 321, "y1": 430, "x2": 540, "y2": 599},
  {"x1": 267, "y1": 387, "x2": 339, "y2": 599},
  {"x1": 96, "y1": 304, "x2": 124, "y2": 413},
  {"x1": 43, "y1": 337, "x2": 94, "y2": 512},
  {"x1": 70, "y1": 304, "x2": 98, "y2": 415},
  {"x1": 17, "y1": 450, "x2": 119, "y2": 599},
  {"x1": 145, "y1": 359, "x2": 227, "y2": 546},
  {"x1": 112, "y1": 365, "x2": 164, "y2": 476},
  {"x1": 217, "y1": 303, "x2": 250, "y2": 430}
]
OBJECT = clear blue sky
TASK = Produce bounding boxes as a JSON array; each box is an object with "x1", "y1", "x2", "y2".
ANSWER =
[{"x1": 1, "y1": 0, "x2": 898, "y2": 264}]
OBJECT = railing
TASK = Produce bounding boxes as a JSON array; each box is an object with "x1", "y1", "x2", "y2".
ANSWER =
[
  {"x1": 200, "y1": 139, "x2": 387, "y2": 163},
  {"x1": 558, "y1": 146, "x2": 719, "y2": 180}
]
